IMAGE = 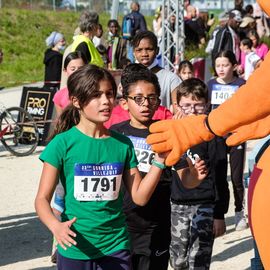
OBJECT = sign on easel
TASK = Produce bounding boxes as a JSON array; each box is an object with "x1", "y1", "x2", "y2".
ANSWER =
[{"x1": 20, "y1": 86, "x2": 57, "y2": 145}]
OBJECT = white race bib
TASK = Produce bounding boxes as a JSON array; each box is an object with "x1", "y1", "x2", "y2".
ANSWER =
[
  {"x1": 129, "y1": 136, "x2": 155, "y2": 173},
  {"x1": 74, "y1": 163, "x2": 123, "y2": 201},
  {"x1": 211, "y1": 84, "x2": 238, "y2": 105}
]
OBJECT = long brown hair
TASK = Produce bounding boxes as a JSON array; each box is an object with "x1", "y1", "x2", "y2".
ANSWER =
[{"x1": 52, "y1": 65, "x2": 117, "y2": 138}]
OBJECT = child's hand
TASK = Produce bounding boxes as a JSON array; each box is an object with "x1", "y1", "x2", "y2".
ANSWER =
[
  {"x1": 187, "y1": 157, "x2": 208, "y2": 181},
  {"x1": 52, "y1": 217, "x2": 77, "y2": 250},
  {"x1": 213, "y1": 219, "x2": 226, "y2": 238},
  {"x1": 173, "y1": 108, "x2": 185, "y2": 120},
  {"x1": 154, "y1": 152, "x2": 169, "y2": 165}
]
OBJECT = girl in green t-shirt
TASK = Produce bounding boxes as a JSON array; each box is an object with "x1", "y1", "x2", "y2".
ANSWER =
[{"x1": 35, "y1": 64, "x2": 167, "y2": 270}]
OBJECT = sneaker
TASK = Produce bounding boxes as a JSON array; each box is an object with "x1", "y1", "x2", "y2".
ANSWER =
[{"x1": 235, "y1": 210, "x2": 248, "y2": 231}]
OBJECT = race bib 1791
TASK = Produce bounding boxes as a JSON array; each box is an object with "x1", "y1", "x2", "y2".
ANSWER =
[{"x1": 74, "y1": 163, "x2": 123, "y2": 201}]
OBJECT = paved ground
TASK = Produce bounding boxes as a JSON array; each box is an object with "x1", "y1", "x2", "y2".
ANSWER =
[{"x1": 0, "y1": 85, "x2": 257, "y2": 269}]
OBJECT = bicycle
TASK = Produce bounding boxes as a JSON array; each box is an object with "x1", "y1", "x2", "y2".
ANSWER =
[{"x1": 0, "y1": 103, "x2": 39, "y2": 156}]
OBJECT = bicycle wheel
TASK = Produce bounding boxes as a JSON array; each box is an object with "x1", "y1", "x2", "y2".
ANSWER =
[{"x1": 0, "y1": 106, "x2": 39, "y2": 156}]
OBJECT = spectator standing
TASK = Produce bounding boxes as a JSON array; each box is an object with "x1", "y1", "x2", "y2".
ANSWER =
[
  {"x1": 71, "y1": 11, "x2": 104, "y2": 67},
  {"x1": 247, "y1": 29, "x2": 269, "y2": 60},
  {"x1": 43, "y1": 31, "x2": 66, "y2": 90},
  {"x1": 184, "y1": 5, "x2": 209, "y2": 48},
  {"x1": 240, "y1": 38, "x2": 262, "y2": 80},
  {"x1": 207, "y1": 10, "x2": 242, "y2": 66},
  {"x1": 53, "y1": 51, "x2": 87, "y2": 117},
  {"x1": 92, "y1": 23, "x2": 105, "y2": 48},
  {"x1": 122, "y1": 1, "x2": 147, "y2": 63},
  {"x1": 184, "y1": 5, "x2": 214, "y2": 47},
  {"x1": 234, "y1": 0, "x2": 246, "y2": 17},
  {"x1": 60, "y1": 27, "x2": 81, "y2": 89},
  {"x1": 106, "y1": 19, "x2": 127, "y2": 70},
  {"x1": 239, "y1": 29, "x2": 268, "y2": 75},
  {"x1": 238, "y1": 16, "x2": 256, "y2": 40},
  {"x1": 183, "y1": 0, "x2": 199, "y2": 19},
  {"x1": 245, "y1": 4, "x2": 254, "y2": 18}
]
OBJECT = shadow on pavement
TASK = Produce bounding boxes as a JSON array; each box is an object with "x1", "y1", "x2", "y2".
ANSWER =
[
  {"x1": 0, "y1": 212, "x2": 52, "y2": 267},
  {"x1": 211, "y1": 237, "x2": 253, "y2": 264}
]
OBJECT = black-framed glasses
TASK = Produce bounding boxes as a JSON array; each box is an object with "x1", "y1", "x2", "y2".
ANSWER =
[
  {"x1": 126, "y1": 95, "x2": 160, "y2": 106},
  {"x1": 179, "y1": 103, "x2": 206, "y2": 113}
]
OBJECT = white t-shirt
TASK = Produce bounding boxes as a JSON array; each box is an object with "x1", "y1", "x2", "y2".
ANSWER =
[
  {"x1": 156, "y1": 69, "x2": 182, "y2": 109},
  {"x1": 245, "y1": 51, "x2": 261, "y2": 80},
  {"x1": 92, "y1": 36, "x2": 101, "y2": 47}
]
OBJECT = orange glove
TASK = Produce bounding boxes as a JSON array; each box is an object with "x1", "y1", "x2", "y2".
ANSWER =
[
  {"x1": 146, "y1": 115, "x2": 214, "y2": 166},
  {"x1": 226, "y1": 115, "x2": 270, "y2": 146}
]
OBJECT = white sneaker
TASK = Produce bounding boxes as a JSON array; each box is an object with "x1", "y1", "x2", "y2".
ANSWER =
[{"x1": 235, "y1": 210, "x2": 248, "y2": 231}]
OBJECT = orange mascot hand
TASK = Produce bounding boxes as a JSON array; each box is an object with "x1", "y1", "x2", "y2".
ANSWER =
[
  {"x1": 226, "y1": 115, "x2": 270, "y2": 146},
  {"x1": 146, "y1": 115, "x2": 214, "y2": 166}
]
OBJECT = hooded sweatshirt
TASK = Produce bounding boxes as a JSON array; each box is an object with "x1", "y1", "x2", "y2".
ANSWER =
[{"x1": 43, "y1": 48, "x2": 63, "y2": 88}]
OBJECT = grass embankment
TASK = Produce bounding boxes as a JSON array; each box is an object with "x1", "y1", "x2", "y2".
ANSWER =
[
  {"x1": 1, "y1": 8, "x2": 243, "y2": 88},
  {"x1": 0, "y1": 8, "x2": 112, "y2": 88}
]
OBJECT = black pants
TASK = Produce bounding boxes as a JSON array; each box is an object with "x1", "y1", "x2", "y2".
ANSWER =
[
  {"x1": 129, "y1": 226, "x2": 170, "y2": 270},
  {"x1": 216, "y1": 137, "x2": 246, "y2": 212}
]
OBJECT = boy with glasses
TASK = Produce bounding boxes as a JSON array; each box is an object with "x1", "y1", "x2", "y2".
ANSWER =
[
  {"x1": 170, "y1": 78, "x2": 229, "y2": 270},
  {"x1": 110, "y1": 64, "x2": 172, "y2": 270}
]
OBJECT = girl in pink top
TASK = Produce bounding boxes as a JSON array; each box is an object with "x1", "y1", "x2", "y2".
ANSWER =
[
  {"x1": 53, "y1": 51, "x2": 87, "y2": 116},
  {"x1": 248, "y1": 29, "x2": 269, "y2": 60},
  {"x1": 239, "y1": 29, "x2": 269, "y2": 73}
]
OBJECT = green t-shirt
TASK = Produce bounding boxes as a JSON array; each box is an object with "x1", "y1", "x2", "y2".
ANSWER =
[{"x1": 40, "y1": 126, "x2": 138, "y2": 260}]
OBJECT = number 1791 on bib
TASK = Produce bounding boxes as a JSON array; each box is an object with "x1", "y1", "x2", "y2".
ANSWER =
[{"x1": 74, "y1": 175, "x2": 122, "y2": 201}]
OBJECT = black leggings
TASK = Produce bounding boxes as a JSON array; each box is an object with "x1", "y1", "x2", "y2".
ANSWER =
[{"x1": 216, "y1": 137, "x2": 246, "y2": 212}]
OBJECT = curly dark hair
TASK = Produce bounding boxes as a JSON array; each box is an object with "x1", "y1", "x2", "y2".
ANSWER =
[{"x1": 121, "y1": 63, "x2": 161, "y2": 98}]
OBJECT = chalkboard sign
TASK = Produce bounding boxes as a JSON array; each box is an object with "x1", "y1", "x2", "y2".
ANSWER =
[{"x1": 20, "y1": 86, "x2": 57, "y2": 145}]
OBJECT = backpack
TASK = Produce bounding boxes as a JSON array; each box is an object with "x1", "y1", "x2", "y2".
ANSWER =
[
  {"x1": 211, "y1": 26, "x2": 234, "y2": 63},
  {"x1": 122, "y1": 15, "x2": 134, "y2": 40}
]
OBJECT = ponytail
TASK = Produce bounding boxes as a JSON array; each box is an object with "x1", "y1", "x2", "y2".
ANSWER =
[{"x1": 50, "y1": 104, "x2": 80, "y2": 140}]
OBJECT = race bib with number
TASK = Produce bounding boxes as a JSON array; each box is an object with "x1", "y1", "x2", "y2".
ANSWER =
[
  {"x1": 74, "y1": 163, "x2": 123, "y2": 201},
  {"x1": 211, "y1": 84, "x2": 238, "y2": 105},
  {"x1": 129, "y1": 136, "x2": 155, "y2": 173}
]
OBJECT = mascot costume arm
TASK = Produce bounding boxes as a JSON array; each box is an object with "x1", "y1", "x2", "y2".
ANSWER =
[
  {"x1": 147, "y1": 43, "x2": 270, "y2": 165},
  {"x1": 147, "y1": 1, "x2": 270, "y2": 268}
]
